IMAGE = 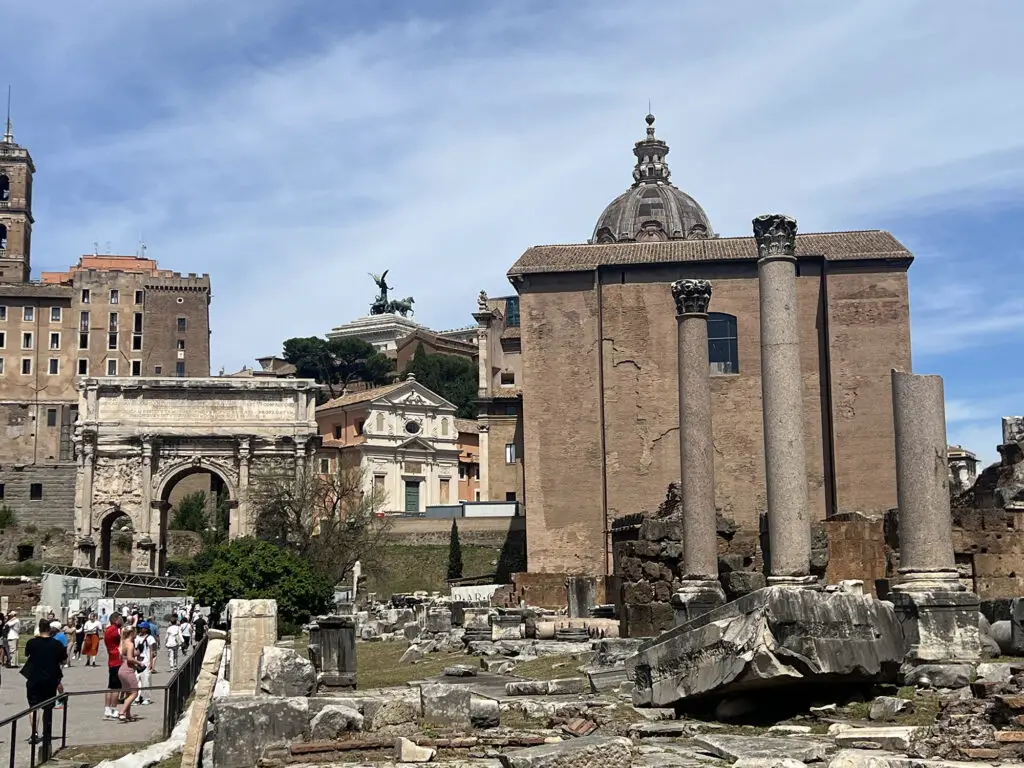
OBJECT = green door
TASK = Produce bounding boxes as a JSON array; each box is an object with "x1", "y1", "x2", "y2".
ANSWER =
[{"x1": 404, "y1": 480, "x2": 420, "y2": 512}]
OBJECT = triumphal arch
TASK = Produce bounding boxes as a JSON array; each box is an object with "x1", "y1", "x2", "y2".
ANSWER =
[{"x1": 72, "y1": 377, "x2": 320, "y2": 574}]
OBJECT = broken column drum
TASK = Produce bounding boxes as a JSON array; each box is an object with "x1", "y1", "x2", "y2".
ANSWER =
[
  {"x1": 669, "y1": 278, "x2": 726, "y2": 622},
  {"x1": 753, "y1": 214, "x2": 813, "y2": 586},
  {"x1": 309, "y1": 614, "x2": 356, "y2": 690},
  {"x1": 890, "y1": 371, "x2": 980, "y2": 671}
]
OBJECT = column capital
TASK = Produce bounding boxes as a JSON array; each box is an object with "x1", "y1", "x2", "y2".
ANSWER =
[
  {"x1": 752, "y1": 214, "x2": 797, "y2": 260},
  {"x1": 671, "y1": 279, "x2": 712, "y2": 316}
]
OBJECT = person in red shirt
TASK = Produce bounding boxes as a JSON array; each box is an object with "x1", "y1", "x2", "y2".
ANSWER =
[{"x1": 103, "y1": 613, "x2": 124, "y2": 720}]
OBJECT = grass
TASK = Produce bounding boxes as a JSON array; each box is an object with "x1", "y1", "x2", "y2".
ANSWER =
[
  {"x1": 510, "y1": 652, "x2": 595, "y2": 680},
  {"x1": 56, "y1": 742, "x2": 177, "y2": 768},
  {"x1": 363, "y1": 544, "x2": 502, "y2": 597}
]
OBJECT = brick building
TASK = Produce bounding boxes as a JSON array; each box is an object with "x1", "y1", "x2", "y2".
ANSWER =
[
  {"x1": 0, "y1": 122, "x2": 211, "y2": 527},
  {"x1": 506, "y1": 114, "x2": 913, "y2": 576}
]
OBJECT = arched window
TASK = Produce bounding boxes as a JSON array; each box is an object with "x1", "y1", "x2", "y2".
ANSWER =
[
  {"x1": 708, "y1": 312, "x2": 738, "y2": 374},
  {"x1": 0, "y1": 224, "x2": 7, "y2": 250},
  {"x1": 0, "y1": 174, "x2": 9, "y2": 201}
]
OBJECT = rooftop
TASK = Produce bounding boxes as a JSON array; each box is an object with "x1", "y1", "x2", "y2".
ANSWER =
[{"x1": 317, "y1": 381, "x2": 406, "y2": 411}]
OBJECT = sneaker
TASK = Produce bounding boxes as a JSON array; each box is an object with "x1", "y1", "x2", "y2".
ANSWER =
[{"x1": 103, "y1": 708, "x2": 117, "y2": 720}]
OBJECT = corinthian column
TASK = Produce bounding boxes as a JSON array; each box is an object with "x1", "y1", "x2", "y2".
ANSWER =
[
  {"x1": 670, "y1": 279, "x2": 726, "y2": 622},
  {"x1": 236, "y1": 438, "x2": 251, "y2": 537},
  {"x1": 753, "y1": 214, "x2": 814, "y2": 586}
]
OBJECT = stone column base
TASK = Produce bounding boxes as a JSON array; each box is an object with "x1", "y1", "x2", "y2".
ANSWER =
[
  {"x1": 766, "y1": 575, "x2": 820, "y2": 588},
  {"x1": 891, "y1": 584, "x2": 980, "y2": 672},
  {"x1": 671, "y1": 579, "x2": 726, "y2": 625}
]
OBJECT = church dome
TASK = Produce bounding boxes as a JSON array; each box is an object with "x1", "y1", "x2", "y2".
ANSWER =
[{"x1": 591, "y1": 114, "x2": 714, "y2": 244}]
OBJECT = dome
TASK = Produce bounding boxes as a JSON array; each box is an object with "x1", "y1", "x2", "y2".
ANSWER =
[{"x1": 591, "y1": 114, "x2": 714, "y2": 244}]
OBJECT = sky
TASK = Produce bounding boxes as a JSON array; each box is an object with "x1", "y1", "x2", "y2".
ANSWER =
[{"x1": 2, "y1": 1, "x2": 1021, "y2": 467}]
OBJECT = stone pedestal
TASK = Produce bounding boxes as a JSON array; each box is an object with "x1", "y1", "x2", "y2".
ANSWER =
[
  {"x1": 491, "y1": 613, "x2": 523, "y2": 641},
  {"x1": 426, "y1": 608, "x2": 453, "y2": 634},
  {"x1": 227, "y1": 598, "x2": 278, "y2": 695},
  {"x1": 463, "y1": 608, "x2": 491, "y2": 642},
  {"x1": 753, "y1": 215, "x2": 812, "y2": 584},
  {"x1": 671, "y1": 579, "x2": 727, "y2": 625},
  {"x1": 567, "y1": 576, "x2": 599, "y2": 619},
  {"x1": 890, "y1": 371, "x2": 980, "y2": 672},
  {"x1": 311, "y1": 615, "x2": 357, "y2": 689}
]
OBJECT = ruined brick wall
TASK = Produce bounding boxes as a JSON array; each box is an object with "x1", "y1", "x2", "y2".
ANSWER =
[
  {"x1": 824, "y1": 512, "x2": 886, "y2": 597},
  {"x1": 481, "y1": 410, "x2": 524, "y2": 503},
  {"x1": 0, "y1": 579, "x2": 42, "y2": 613},
  {"x1": 952, "y1": 507, "x2": 1024, "y2": 599},
  {"x1": 0, "y1": 464, "x2": 76, "y2": 529}
]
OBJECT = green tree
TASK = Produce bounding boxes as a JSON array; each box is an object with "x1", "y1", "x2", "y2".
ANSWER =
[
  {"x1": 403, "y1": 343, "x2": 478, "y2": 418},
  {"x1": 447, "y1": 519, "x2": 463, "y2": 580},
  {"x1": 282, "y1": 336, "x2": 395, "y2": 399},
  {"x1": 170, "y1": 491, "x2": 208, "y2": 532},
  {"x1": 187, "y1": 538, "x2": 333, "y2": 632}
]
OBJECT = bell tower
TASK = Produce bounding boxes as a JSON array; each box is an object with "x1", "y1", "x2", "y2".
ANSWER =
[{"x1": 0, "y1": 100, "x2": 35, "y2": 283}]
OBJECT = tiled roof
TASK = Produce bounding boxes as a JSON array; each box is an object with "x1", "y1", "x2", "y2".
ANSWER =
[
  {"x1": 508, "y1": 230, "x2": 912, "y2": 276},
  {"x1": 0, "y1": 282, "x2": 74, "y2": 299},
  {"x1": 454, "y1": 418, "x2": 480, "y2": 434},
  {"x1": 317, "y1": 381, "x2": 405, "y2": 411}
]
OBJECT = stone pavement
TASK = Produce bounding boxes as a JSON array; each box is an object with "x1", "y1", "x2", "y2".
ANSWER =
[{"x1": 0, "y1": 649, "x2": 197, "y2": 766}]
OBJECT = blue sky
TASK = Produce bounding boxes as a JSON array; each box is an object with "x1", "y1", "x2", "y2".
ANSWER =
[{"x1": 3, "y1": 1, "x2": 1021, "y2": 466}]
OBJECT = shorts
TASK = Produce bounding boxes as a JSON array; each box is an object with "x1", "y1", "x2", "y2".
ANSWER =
[
  {"x1": 26, "y1": 683, "x2": 58, "y2": 707},
  {"x1": 108, "y1": 666, "x2": 122, "y2": 690}
]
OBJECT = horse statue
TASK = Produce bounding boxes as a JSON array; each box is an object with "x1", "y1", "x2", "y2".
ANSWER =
[
  {"x1": 369, "y1": 271, "x2": 391, "y2": 315},
  {"x1": 388, "y1": 296, "x2": 415, "y2": 317}
]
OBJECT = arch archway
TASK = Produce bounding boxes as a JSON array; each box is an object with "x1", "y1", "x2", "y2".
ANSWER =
[
  {"x1": 153, "y1": 462, "x2": 237, "y2": 575},
  {"x1": 97, "y1": 507, "x2": 135, "y2": 572}
]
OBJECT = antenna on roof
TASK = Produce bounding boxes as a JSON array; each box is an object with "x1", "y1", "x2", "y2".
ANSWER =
[
  {"x1": 93, "y1": 241, "x2": 99, "y2": 256},
  {"x1": 137, "y1": 233, "x2": 147, "y2": 259},
  {"x1": 3, "y1": 86, "x2": 13, "y2": 144}
]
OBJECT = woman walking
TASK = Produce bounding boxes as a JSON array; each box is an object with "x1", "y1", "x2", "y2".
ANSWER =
[
  {"x1": 73, "y1": 617, "x2": 85, "y2": 663},
  {"x1": 82, "y1": 613, "x2": 102, "y2": 667},
  {"x1": 23, "y1": 619, "x2": 66, "y2": 744},
  {"x1": 117, "y1": 626, "x2": 143, "y2": 722}
]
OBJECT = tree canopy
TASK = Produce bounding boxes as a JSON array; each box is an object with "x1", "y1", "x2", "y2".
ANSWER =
[
  {"x1": 402, "y1": 343, "x2": 478, "y2": 419},
  {"x1": 282, "y1": 336, "x2": 395, "y2": 399}
]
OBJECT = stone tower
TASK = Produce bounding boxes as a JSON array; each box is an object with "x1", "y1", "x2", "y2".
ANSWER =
[{"x1": 0, "y1": 110, "x2": 35, "y2": 283}]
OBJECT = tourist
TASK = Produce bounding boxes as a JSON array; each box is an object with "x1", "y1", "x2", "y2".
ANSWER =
[
  {"x1": 0, "y1": 612, "x2": 9, "y2": 668},
  {"x1": 99, "y1": 609, "x2": 109, "y2": 627},
  {"x1": 6, "y1": 611, "x2": 22, "y2": 667},
  {"x1": 164, "y1": 616, "x2": 182, "y2": 671},
  {"x1": 193, "y1": 612, "x2": 208, "y2": 646},
  {"x1": 73, "y1": 616, "x2": 85, "y2": 662},
  {"x1": 102, "y1": 612, "x2": 124, "y2": 720},
  {"x1": 117, "y1": 626, "x2": 143, "y2": 722},
  {"x1": 23, "y1": 618, "x2": 66, "y2": 744},
  {"x1": 146, "y1": 615, "x2": 160, "y2": 673},
  {"x1": 180, "y1": 615, "x2": 192, "y2": 654},
  {"x1": 82, "y1": 613, "x2": 102, "y2": 667},
  {"x1": 134, "y1": 623, "x2": 156, "y2": 706}
]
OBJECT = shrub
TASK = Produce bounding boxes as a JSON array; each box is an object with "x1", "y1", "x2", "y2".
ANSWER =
[
  {"x1": 0, "y1": 505, "x2": 16, "y2": 529},
  {"x1": 447, "y1": 519, "x2": 464, "y2": 580}
]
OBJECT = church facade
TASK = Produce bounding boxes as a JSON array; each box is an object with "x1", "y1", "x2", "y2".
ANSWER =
[{"x1": 507, "y1": 115, "x2": 913, "y2": 576}]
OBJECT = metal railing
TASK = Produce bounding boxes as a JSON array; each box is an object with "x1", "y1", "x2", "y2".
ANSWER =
[
  {"x1": 41, "y1": 563, "x2": 186, "y2": 592},
  {"x1": 0, "y1": 634, "x2": 208, "y2": 768}
]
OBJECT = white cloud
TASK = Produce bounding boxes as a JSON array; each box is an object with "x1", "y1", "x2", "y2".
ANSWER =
[{"x1": 3, "y1": 0, "x2": 1023, "y2": 375}]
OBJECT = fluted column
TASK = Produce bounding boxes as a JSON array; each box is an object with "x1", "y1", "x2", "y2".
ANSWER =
[
  {"x1": 753, "y1": 214, "x2": 813, "y2": 586},
  {"x1": 670, "y1": 279, "x2": 726, "y2": 623},
  {"x1": 141, "y1": 436, "x2": 154, "y2": 535},
  {"x1": 74, "y1": 437, "x2": 98, "y2": 567},
  {"x1": 236, "y1": 438, "x2": 252, "y2": 537}
]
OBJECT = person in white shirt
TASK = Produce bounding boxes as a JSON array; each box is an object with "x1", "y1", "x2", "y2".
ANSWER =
[
  {"x1": 6, "y1": 612, "x2": 21, "y2": 667},
  {"x1": 135, "y1": 623, "x2": 157, "y2": 705},
  {"x1": 82, "y1": 613, "x2": 103, "y2": 667},
  {"x1": 164, "y1": 616, "x2": 182, "y2": 671},
  {"x1": 180, "y1": 617, "x2": 192, "y2": 654}
]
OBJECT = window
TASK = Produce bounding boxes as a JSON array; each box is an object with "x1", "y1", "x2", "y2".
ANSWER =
[
  {"x1": 175, "y1": 361, "x2": 185, "y2": 377},
  {"x1": 505, "y1": 404, "x2": 517, "y2": 416},
  {"x1": 109, "y1": 289, "x2": 119, "y2": 304},
  {"x1": 108, "y1": 333, "x2": 117, "y2": 350},
  {"x1": 176, "y1": 317, "x2": 187, "y2": 332},
  {"x1": 154, "y1": 365, "x2": 162, "y2": 375},
  {"x1": 356, "y1": 419, "x2": 365, "y2": 436},
  {"x1": 81, "y1": 289, "x2": 90, "y2": 304},
  {"x1": 505, "y1": 443, "x2": 517, "y2": 464},
  {"x1": 0, "y1": 483, "x2": 4, "y2": 499},
  {"x1": 0, "y1": 306, "x2": 5, "y2": 321},
  {"x1": 440, "y1": 478, "x2": 450, "y2": 504},
  {"x1": 48, "y1": 358, "x2": 58, "y2": 375},
  {"x1": 500, "y1": 371, "x2": 515, "y2": 387},
  {"x1": 21, "y1": 332, "x2": 32, "y2": 349},
  {"x1": 0, "y1": 174, "x2": 7, "y2": 201},
  {"x1": 405, "y1": 420, "x2": 420, "y2": 435},
  {"x1": 505, "y1": 491, "x2": 517, "y2": 502},
  {"x1": 708, "y1": 312, "x2": 739, "y2": 375},
  {"x1": 78, "y1": 333, "x2": 88, "y2": 350},
  {"x1": 474, "y1": 489, "x2": 481, "y2": 502},
  {"x1": 49, "y1": 332, "x2": 60, "y2": 350},
  {"x1": 134, "y1": 290, "x2": 144, "y2": 305},
  {"x1": 108, "y1": 312, "x2": 118, "y2": 330},
  {"x1": 79, "y1": 311, "x2": 89, "y2": 331},
  {"x1": 131, "y1": 360, "x2": 141, "y2": 376},
  {"x1": 333, "y1": 425, "x2": 342, "y2": 440},
  {"x1": 376, "y1": 412, "x2": 385, "y2": 432},
  {"x1": 50, "y1": 307, "x2": 61, "y2": 323},
  {"x1": 0, "y1": 224, "x2": 6, "y2": 250},
  {"x1": 21, "y1": 358, "x2": 31, "y2": 375},
  {"x1": 0, "y1": 358, "x2": 4, "y2": 374},
  {"x1": 46, "y1": 408, "x2": 57, "y2": 427},
  {"x1": 176, "y1": 339, "x2": 185, "y2": 350},
  {"x1": 319, "y1": 458, "x2": 330, "y2": 474},
  {"x1": 373, "y1": 474, "x2": 385, "y2": 496},
  {"x1": 77, "y1": 359, "x2": 88, "y2": 375},
  {"x1": 106, "y1": 359, "x2": 117, "y2": 376},
  {"x1": 441, "y1": 419, "x2": 449, "y2": 436},
  {"x1": 133, "y1": 313, "x2": 142, "y2": 333},
  {"x1": 23, "y1": 306, "x2": 33, "y2": 322},
  {"x1": 0, "y1": 331, "x2": 4, "y2": 348},
  {"x1": 505, "y1": 296, "x2": 520, "y2": 327},
  {"x1": 29, "y1": 483, "x2": 42, "y2": 501},
  {"x1": 459, "y1": 464, "x2": 466, "y2": 479}
]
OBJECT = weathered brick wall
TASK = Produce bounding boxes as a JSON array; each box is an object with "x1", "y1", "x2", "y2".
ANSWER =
[
  {"x1": 0, "y1": 464, "x2": 76, "y2": 529},
  {"x1": 0, "y1": 578, "x2": 42, "y2": 613},
  {"x1": 824, "y1": 512, "x2": 886, "y2": 597},
  {"x1": 482, "y1": 412, "x2": 524, "y2": 502}
]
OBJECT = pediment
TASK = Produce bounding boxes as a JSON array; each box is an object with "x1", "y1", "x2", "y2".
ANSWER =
[
  {"x1": 397, "y1": 435, "x2": 435, "y2": 452},
  {"x1": 377, "y1": 380, "x2": 457, "y2": 411}
]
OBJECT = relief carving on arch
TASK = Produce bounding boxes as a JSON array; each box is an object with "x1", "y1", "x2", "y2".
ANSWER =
[
  {"x1": 152, "y1": 457, "x2": 240, "y2": 499},
  {"x1": 92, "y1": 456, "x2": 144, "y2": 531}
]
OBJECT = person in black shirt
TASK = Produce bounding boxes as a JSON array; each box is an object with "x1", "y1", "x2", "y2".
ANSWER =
[{"x1": 24, "y1": 619, "x2": 67, "y2": 743}]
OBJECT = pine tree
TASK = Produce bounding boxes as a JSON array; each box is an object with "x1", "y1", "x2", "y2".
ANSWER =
[{"x1": 447, "y1": 519, "x2": 464, "y2": 580}]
